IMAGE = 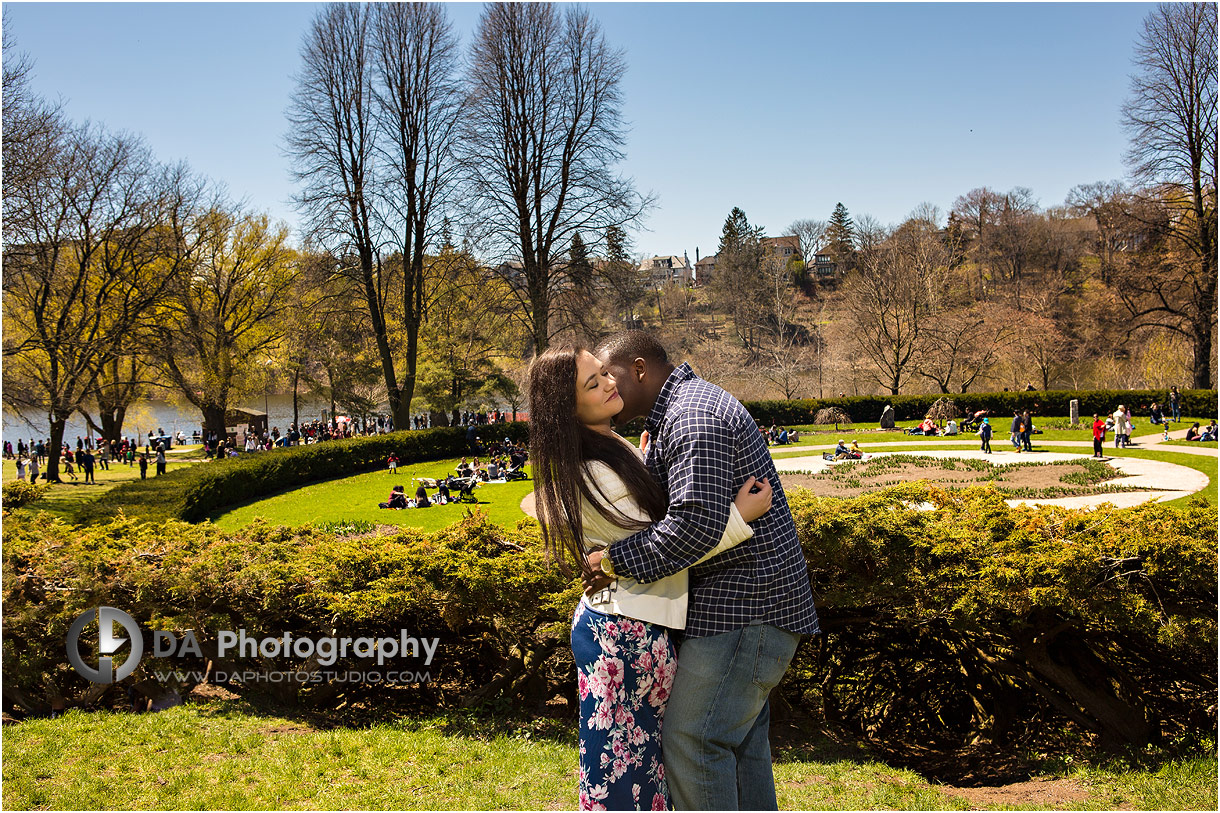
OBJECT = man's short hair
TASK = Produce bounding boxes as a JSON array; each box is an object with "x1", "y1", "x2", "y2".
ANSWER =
[{"x1": 595, "y1": 330, "x2": 669, "y2": 367}]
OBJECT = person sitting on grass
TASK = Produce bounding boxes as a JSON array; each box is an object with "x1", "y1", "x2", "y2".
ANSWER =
[
  {"x1": 1149, "y1": 402, "x2": 1163, "y2": 425},
  {"x1": 943, "y1": 419, "x2": 958, "y2": 435},
  {"x1": 380, "y1": 485, "x2": 408, "y2": 509},
  {"x1": 1185, "y1": 422, "x2": 1201, "y2": 441},
  {"x1": 919, "y1": 416, "x2": 936, "y2": 436},
  {"x1": 833, "y1": 439, "x2": 851, "y2": 460},
  {"x1": 414, "y1": 485, "x2": 432, "y2": 508},
  {"x1": 1201, "y1": 421, "x2": 1218, "y2": 442}
]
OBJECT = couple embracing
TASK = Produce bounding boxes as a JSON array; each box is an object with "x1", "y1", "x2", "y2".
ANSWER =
[{"x1": 528, "y1": 331, "x2": 820, "y2": 811}]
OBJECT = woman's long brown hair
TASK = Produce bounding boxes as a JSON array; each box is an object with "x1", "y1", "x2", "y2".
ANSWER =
[{"x1": 528, "y1": 346, "x2": 668, "y2": 577}]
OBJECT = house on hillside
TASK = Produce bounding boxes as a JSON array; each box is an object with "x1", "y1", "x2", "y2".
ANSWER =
[
  {"x1": 694, "y1": 253, "x2": 716, "y2": 286},
  {"x1": 760, "y1": 235, "x2": 802, "y2": 261},
  {"x1": 640, "y1": 254, "x2": 693, "y2": 287}
]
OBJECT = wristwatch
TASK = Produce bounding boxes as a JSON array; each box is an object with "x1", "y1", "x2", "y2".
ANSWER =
[{"x1": 600, "y1": 548, "x2": 617, "y2": 578}]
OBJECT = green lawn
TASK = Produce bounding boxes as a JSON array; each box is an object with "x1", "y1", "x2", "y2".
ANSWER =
[
  {"x1": 2, "y1": 700, "x2": 1214, "y2": 811},
  {"x1": 209, "y1": 458, "x2": 536, "y2": 533},
  {"x1": 1, "y1": 456, "x2": 199, "y2": 524}
]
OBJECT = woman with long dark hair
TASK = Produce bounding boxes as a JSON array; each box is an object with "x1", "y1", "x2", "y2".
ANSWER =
[{"x1": 529, "y1": 346, "x2": 772, "y2": 811}]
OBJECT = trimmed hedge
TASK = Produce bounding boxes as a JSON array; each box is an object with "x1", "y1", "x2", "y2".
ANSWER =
[
  {"x1": 743, "y1": 388, "x2": 1218, "y2": 426},
  {"x1": 75, "y1": 422, "x2": 531, "y2": 526},
  {"x1": 4, "y1": 489, "x2": 1215, "y2": 757},
  {"x1": 2, "y1": 481, "x2": 49, "y2": 512}
]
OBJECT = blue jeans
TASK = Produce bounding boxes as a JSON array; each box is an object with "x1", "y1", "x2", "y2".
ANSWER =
[
  {"x1": 662, "y1": 623, "x2": 801, "y2": 810},
  {"x1": 1172, "y1": 402, "x2": 1181, "y2": 422}
]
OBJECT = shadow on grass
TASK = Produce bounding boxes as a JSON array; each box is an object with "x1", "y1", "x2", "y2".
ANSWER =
[{"x1": 186, "y1": 686, "x2": 580, "y2": 748}]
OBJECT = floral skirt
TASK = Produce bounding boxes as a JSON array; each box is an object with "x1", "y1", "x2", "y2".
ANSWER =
[{"x1": 571, "y1": 601, "x2": 676, "y2": 811}]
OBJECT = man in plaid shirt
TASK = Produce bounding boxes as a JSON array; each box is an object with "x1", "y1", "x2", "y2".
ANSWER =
[{"x1": 586, "y1": 331, "x2": 819, "y2": 810}]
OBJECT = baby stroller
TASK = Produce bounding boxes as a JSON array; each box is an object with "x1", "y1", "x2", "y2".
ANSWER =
[
  {"x1": 502, "y1": 466, "x2": 529, "y2": 482},
  {"x1": 444, "y1": 475, "x2": 480, "y2": 503}
]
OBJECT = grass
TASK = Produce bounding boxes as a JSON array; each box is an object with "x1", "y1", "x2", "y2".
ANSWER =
[
  {"x1": 1, "y1": 456, "x2": 200, "y2": 523},
  {"x1": 781, "y1": 416, "x2": 1216, "y2": 445},
  {"x1": 2, "y1": 699, "x2": 1214, "y2": 811},
  {"x1": 208, "y1": 458, "x2": 536, "y2": 533}
]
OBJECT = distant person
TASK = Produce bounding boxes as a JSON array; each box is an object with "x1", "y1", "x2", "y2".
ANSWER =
[
  {"x1": 380, "y1": 485, "x2": 407, "y2": 509},
  {"x1": 1201, "y1": 421, "x2": 1218, "y2": 442},
  {"x1": 833, "y1": 439, "x2": 851, "y2": 460},
  {"x1": 16, "y1": 456, "x2": 27, "y2": 482},
  {"x1": 1168, "y1": 386, "x2": 1181, "y2": 423},
  {"x1": 414, "y1": 485, "x2": 431, "y2": 508},
  {"x1": 138, "y1": 453, "x2": 148, "y2": 480},
  {"x1": 80, "y1": 449, "x2": 95, "y2": 485},
  {"x1": 1149, "y1": 402, "x2": 1164, "y2": 425},
  {"x1": 1185, "y1": 422, "x2": 1201, "y2": 442},
  {"x1": 979, "y1": 417, "x2": 993, "y2": 453},
  {"x1": 155, "y1": 444, "x2": 167, "y2": 476},
  {"x1": 1092, "y1": 413, "x2": 1106, "y2": 458},
  {"x1": 28, "y1": 455, "x2": 39, "y2": 484},
  {"x1": 1010, "y1": 411, "x2": 1022, "y2": 451},
  {"x1": 944, "y1": 418, "x2": 958, "y2": 435},
  {"x1": 1113, "y1": 406, "x2": 1128, "y2": 448},
  {"x1": 387, "y1": 453, "x2": 399, "y2": 474},
  {"x1": 1020, "y1": 411, "x2": 1034, "y2": 452}
]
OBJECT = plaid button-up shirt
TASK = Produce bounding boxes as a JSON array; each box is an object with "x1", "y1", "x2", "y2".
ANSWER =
[{"x1": 608, "y1": 363, "x2": 820, "y2": 639}]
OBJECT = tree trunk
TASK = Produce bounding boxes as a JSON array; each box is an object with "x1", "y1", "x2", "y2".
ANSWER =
[
  {"x1": 292, "y1": 367, "x2": 300, "y2": 428},
  {"x1": 46, "y1": 416, "x2": 66, "y2": 483},
  {"x1": 201, "y1": 404, "x2": 227, "y2": 447}
]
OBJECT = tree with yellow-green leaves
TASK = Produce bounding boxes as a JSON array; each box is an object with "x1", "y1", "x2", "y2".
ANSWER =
[
  {"x1": 413, "y1": 246, "x2": 527, "y2": 424},
  {"x1": 2, "y1": 110, "x2": 193, "y2": 481},
  {"x1": 151, "y1": 207, "x2": 300, "y2": 444}
]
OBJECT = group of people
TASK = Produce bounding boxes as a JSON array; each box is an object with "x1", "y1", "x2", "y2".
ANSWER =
[
  {"x1": 1185, "y1": 421, "x2": 1218, "y2": 443},
  {"x1": 9, "y1": 435, "x2": 169, "y2": 483},
  {"x1": 379, "y1": 484, "x2": 442, "y2": 509},
  {"x1": 761, "y1": 424, "x2": 799, "y2": 445},
  {"x1": 528, "y1": 330, "x2": 817, "y2": 810},
  {"x1": 831, "y1": 439, "x2": 865, "y2": 460}
]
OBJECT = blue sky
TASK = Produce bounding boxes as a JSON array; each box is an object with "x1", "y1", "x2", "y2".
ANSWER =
[{"x1": 5, "y1": 2, "x2": 1154, "y2": 260}]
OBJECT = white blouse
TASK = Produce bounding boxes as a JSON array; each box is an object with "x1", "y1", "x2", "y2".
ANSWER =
[{"x1": 578, "y1": 435, "x2": 754, "y2": 629}]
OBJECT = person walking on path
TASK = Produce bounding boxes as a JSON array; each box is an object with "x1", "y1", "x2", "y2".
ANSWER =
[
  {"x1": 1169, "y1": 386, "x2": 1181, "y2": 423},
  {"x1": 80, "y1": 450, "x2": 96, "y2": 485},
  {"x1": 1113, "y1": 406, "x2": 1128, "y2": 448},
  {"x1": 28, "y1": 455, "x2": 39, "y2": 484},
  {"x1": 155, "y1": 444, "x2": 167, "y2": 476},
  {"x1": 1009, "y1": 411, "x2": 1022, "y2": 451},
  {"x1": 1092, "y1": 414, "x2": 1106, "y2": 458},
  {"x1": 1021, "y1": 411, "x2": 1034, "y2": 452},
  {"x1": 979, "y1": 417, "x2": 993, "y2": 453}
]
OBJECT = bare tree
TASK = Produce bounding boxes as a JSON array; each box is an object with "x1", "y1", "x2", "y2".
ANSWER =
[
  {"x1": 843, "y1": 217, "x2": 949, "y2": 395},
  {"x1": 916, "y1": 305, "x2": 1016, "y2": 393},
  {"x1": 758, "y1": 253, "x2": 814, "y2": 399},
  {"x1": 371, "y1": 2, "x2": 463, "y2": 420},
  {"x1": 287, "y1": 4, "x2": 401, "y2": 422},
  {"x1": 3, "y1": 124, "x2": 183, "y2": 481},
  {"x1": 1120, "y1": 1, "x2": 1218, "y2": 388},
  {"x1": 951, "y1": 186, "x2": 1004, "y2": 299},
  {"x1": 462, "y1": 3, "x2": 649, "y2": 353}
]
